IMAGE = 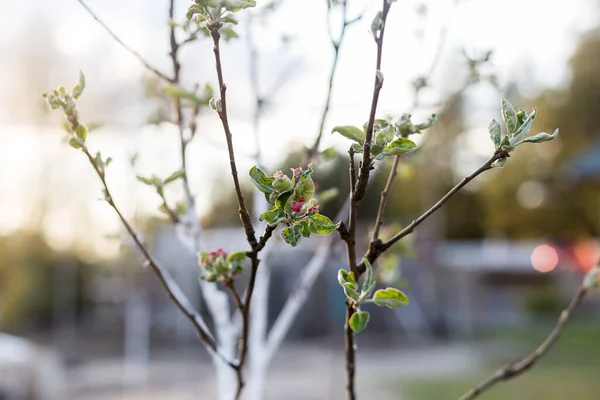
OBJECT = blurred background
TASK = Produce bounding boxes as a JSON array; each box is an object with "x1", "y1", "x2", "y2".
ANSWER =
[{"x1": 2, "y1": 0, "x2": 600, "y2": 399}]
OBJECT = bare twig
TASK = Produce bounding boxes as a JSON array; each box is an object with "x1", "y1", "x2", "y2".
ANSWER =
[
  {"x1": 209, "y1": 25, "x2": 257, "y2": 249},
  {"x1": 306, "y1": 0, "x2": 363, "y2": 162},
  {"x1": 353, "y1": 0, "x2": 392, "y2": 203},
  {"x1": 370, "y1": 155, "x2": 400, "y2": 241},
  {"x1": 340, "y1": 2, "x2": 394, "y2": 397},
  {"x1": 208, "y1": 23, "x2": 277, "y2": 399},
  {"x1": 79, "y1": 147, "x2": 236, "y2": 368},
  {"x1": 77, "y1": 0, "x2": 173, "y2": 82},
  {"x1": 358, "y1": 149, "x2": 507, "y2": 274},
  {"x1": 459, "y1": 284, "x2": 589, "y2": 400}
]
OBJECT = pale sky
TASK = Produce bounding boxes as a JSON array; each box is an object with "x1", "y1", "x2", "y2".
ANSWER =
[{"x1": 0, "y1": 0, "x2": 598, "y2": 258}]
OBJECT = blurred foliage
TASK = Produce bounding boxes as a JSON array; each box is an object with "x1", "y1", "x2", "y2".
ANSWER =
[
  {"x1": 478, "y1": 28, "x2": 600, "y2": 240},
  {"x1": 0, "y1": 231, "x2": 88, "y2": 330}
]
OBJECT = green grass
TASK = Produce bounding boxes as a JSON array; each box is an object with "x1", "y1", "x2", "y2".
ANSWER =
[{"x1": 400, "y1": 322, "x2": 600, "y2": 400}]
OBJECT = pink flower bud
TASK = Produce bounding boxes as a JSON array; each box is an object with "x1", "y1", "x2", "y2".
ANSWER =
[
  {"x1": 298, "y1": 197, "x2": 305, "y2": 203},
  {"x1": 273, "y1": 170, "x2": 285, "y2": 180},
  {"x1": 292, "y1": 201, "x2": 303, "y2": 213},
  {"x1": 308, "y1": 205, "x2": 319, "y2": 215}
]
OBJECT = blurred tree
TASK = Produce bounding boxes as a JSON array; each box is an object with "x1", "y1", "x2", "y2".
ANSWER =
[{"x1": 478, "y1": 28, "x2": 600, "y2": 240}]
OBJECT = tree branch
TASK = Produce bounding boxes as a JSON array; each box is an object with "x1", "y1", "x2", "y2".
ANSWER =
[
  {"x1": 208, "y1": 24, "x2": 278, "y2": 399},
  {"x1": 459, "y1": 283, "x2": 590, "y2": 400},
  {"x1": 77, "y1": 0, "x2": 173, "y2": 82},
  {"x1": 353, "y1": 0, "x2": 392, "y2": 202},
  {"x1": 357, "y1": 149, "x2": 507, "y2": 274},
  {"x1": 79, "y1": 147, "x2": 236, "y2": 368},
  {"x1": 209, "y1": 25, "x2": 257, "y2": 250},
  {"x1": 370, "y1": 155, "x2": 400, "y2": 241}
]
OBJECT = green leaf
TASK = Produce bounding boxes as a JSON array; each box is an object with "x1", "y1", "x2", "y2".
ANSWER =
[
  {"x1": 281, "y1": 226, "x2": 302, "y2": 247},
  {"x1": 272, "y1": 175, "x2": 293, "y2": 192},
  {"x1": 488, "y1": 119, "x2": 501, "y2": 148},
  {"x1": 68, "y1": 137, "x2": 84, "y2": 149},
  {"x1": 227, "y1": 251, "x2": 247, "y2": 264},
  {"x1": 75, "y1": 125, "x2": 87, "y2": 141},
  {"x1": 321, "y1": 147, "x2": 337, "y2": 160},
  {"x1": 349, "y1": 311, "x2": 370, "y2": 333},
  {"x1": 516, "y1": 108, "x2": 528, "y2": 128},
  {"x1": 501, "y1": 98, "x2": 518, "y2": 134},
  {"x1": 163, "y1": 84, "x2": 203, "y2": 104},
  {"x1": 332, "y1": 125, "x2": 365, "y2": 145},
  {"x1": 293, "y1": 175, "x2": 315, "y2": 203},
  {"x1": 222, "y1": 0, "x2": 256, "y2": 11},
  {"x1": 163, "y1": 170, "x2": 185, "y2": 185},
  {"x1": 351, "y1": 143, "x2": 363, "y2": 154},
  {"x1": 363, "y1": 260, "x2": 374, "y2": 292},
  {"x1": 308, "y1": 214, "x2": 338, "y2": 235},
  {"x1": 492, "y1": 158, "x2": 507, "y2": 168},
  {"x1": 510, "y1": 108, "x2": 537, "y2": 145},
  {"x1": 338, "y1": 269, "x2": 357, "y2": 287},
  {"x1": 381, "y1": 138, "x2": 416, "y2": 156},
  {"x1": 220, "y1": 27, "x2": 239, "y2": 40},
  {"x1": 297, "y1": 220, "x2": 311, "y2": 238},
  {"x1": 375, "y1": 124, "x2": 395, "y2": 145},
  {"x1": 518, "y1": 128, "x2": 559, "y2": 145},
  {"x1": 373, "y1": 287, "x2": 409, "y2": 308},
  {"x1": 72, "y1": 70, "x2": 86, "y2": 99},
  {"x1": 343, "y1": 283, "x2": 360, "y2": 302},
  {"x1": 370, "y1": 144, "x2": 385, "y2": 156},
  {"x1": 259, "y1": 206, "x2": 285, "y2": 226},
  {"x1": 186, "y1": 4, "x2": 209, "y2": 20},
  {"x1": 414, "y1": 114, "x2": 437, "y2": 131},
  {"x1": 249, "y1": 166, "x2": 275, "y2": 195},
  {"x1": 136, "y1": 176, "x2": 153, "y2": 186}
]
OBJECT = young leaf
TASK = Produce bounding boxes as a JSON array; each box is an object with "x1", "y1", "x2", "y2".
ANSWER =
[
  {"x1": 510, "y1": 108, "x2": 537, "y2": 145},
  {"x1": 337, "y1": 269, "x2": 357, "y2": 289},
  {"x1": 308, "y1": 214, "x2": 338, "y2": 235},
  {"x1": 332, "y1": 125, "x2": 366, "y2": 145},
  {"x1": 281, "y1": 226, "x2": 302, "y2": 247},
  {"x1": 297, "y1": 220, "x2": 312, "y2": 238},
  {"x1": 349, "y1": 311, "x2": 370, "y2": 333},
  {"x1": 373, "y1": 287, "x2": 409, "y2": 308},
  {"x1": 259, "y1": 207, "x2": 285, "y2": 226},
  {"x1": 136, "y1": 176, "x2": 153, "y2": 186},
  {"x1": 163, "y1": 170, "x2": 185, "y2": 185},
  {"x1": 518, "y1": 128, "x2": 559, "y2": 145},
  {"x1": 501, "y1": 98, "x2": 518, "y2": 134},
  {"x1": 227, "y1": 251, "x2": 247, "y2": 264},
  {"x1": 414, "y1": 114, "x2": 437, "y2": 131},
  {"x1": 488, "y1": 119, "x2": 501, "y2": 148},
  {"x1": 68, "y1": 137, "x2": 84, "y2": 149},
  {"x1": 293, "y1": 175, "x2": 315, "y2": 202},
  {"x1": 381, "y1": 138, "x2": 416, "y2": 156},
  {"x1": 343, "y1": 283, "x2": 360, "y2": 302},
  {"x1": 249, "y1": 166, "x2": 275, "y2": 194}
]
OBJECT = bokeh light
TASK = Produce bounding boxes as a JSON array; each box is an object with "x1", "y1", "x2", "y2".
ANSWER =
[{"x1": 531, "y1": 244, "x2": 559, "y2": 273}]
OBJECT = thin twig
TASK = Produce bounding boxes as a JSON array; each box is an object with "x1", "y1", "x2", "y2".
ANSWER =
[
  {"x1": 459, "y1": 284, "x2": 589, "y2": 400},
  {"x1": 225, "y1": 279, "x2": 244, "y2": 314},
  {"x1": 77, "y1": 0, "x2": 173, "y2": 82},
  {"x1": 353, "y1": 0, "x2": 392, "y2": 202},
  {"x1": 306, "y1": 0, "x2": 363, "y2": 162},
  {"x1": 79, "y1": 147, "x2": 236, "y2": 368},
  {"x1": 357, "y1": 150, "x2": 507, "y2": 274},
  {"x1": 341, "y1": 2, "x2": 393, "y2": 398},
  {"x1": 208, "y1": 23, "x2": 277, "y2": 399},
  {"x1": 209, "y1": 24, "x2": 257, "y2": 249},
  {"x1": 370, "y1": 155, "x2": 400, "y2": 241}
]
